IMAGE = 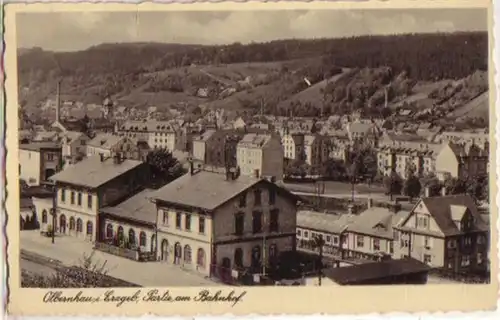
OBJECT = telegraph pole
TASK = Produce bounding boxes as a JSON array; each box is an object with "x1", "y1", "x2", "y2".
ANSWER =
[
  {"x1": 262, "y1": 212, "x2": 266, "y2": 277},
  {"x1": 51, "y1": 183, "x2": 56, "y2": 244}
]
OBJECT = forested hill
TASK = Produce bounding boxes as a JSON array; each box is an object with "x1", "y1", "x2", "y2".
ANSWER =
[{"x1": 18, "y1": 32, "x2": 488, "y2": 114}]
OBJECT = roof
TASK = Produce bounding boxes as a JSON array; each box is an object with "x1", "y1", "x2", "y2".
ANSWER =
[
  {"x1": 303, "y1": 135, "x2": 317, "y2": 146},
  {"x1": 119, "y1": 120, "x2": 178, "y2": 133},
  {"x1": 50, "y1": 155, "x2": 143, "y2": 189},
  {"x1": 323, "y1": 258, "x2": 430, "y2": 285},
  {"x1": 87, "y1": 133, "x2": 124, "y2": 149},
  {"x1": 19, "y1": 142, "x2": 61, "y2": 152},
  {"x1": 151, "y1": 170, "x2": 298, "y2": 211},
  {"x1": 238, "y1": 133, "x2": 272, "y2": 148},
  {"x1": 415, "y1": 195, "x2": 489, "y2": 236},
  {"x1": 101, "y1": 189, "x2": 157, "y2": 224},
  {"x1": 193, "y1": 129, "x2": 216, "y2": 142},
  {"x1": 297, "y1": 211, "x2": 357, "y2": 234},
  {"x1": 348, "y1": 207, "x2": 410, "y2": 239}
]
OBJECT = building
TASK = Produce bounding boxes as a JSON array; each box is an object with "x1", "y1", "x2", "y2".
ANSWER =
[
  {"x1": 86, "y1": 133, "x2": 137, "y2": 158},
  {"x1": 281, "y1": 132, "x2": 305, "y2": 161},
  {"x1": 296, "y1": 210, "x2": 357, "y2": 258},
  {"x1": 237, "y1": 133, "x2": 284, "y2": 181},
  {"x1": 345, "y1": 121, "x2": 380, "y2": 146},
  {"x1": 393, "y1": 194, "x2": 489, "y2": 273},
  {"x1": 344, "y1": 206, "x2": 408, "y2": 261},
  {"x1": 96, "y1": 189, "x2": 157, "y2": 260},
  {"x1": 305, "y1": 258, "x2": 430, "y2": 286},
  {"x1": 303, "y1": 134, "x2": 330, "y2": 172},
  {"x1": 19, "y1": 142, "x2": 62, "y2": 186},
  {"x1": 60, "y1": 131, "x2": 90, "y2": 165},
  {"x1": 149, "y1": 166, "x2": 300, "y2": 278},
  {"x1": 192, "y1": 129, "x2": 217, "y2": 162},
  {"x1": 45, "y1": 154, "x2": 149, "y2": 242},
  {"x1": 435, "y1": 142, "x2": 489, "y2": 181},
  {"x1": 117, "y1": 120, "x2": 184, "y2": 152}
]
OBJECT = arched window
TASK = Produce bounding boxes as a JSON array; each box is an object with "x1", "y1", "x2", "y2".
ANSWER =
[
  {"x1": 42, "y1": 210, "x2": 48, "y2": 223},
  {"x1": 69, "y1": 217, "x2": 75, "y2": 230},
  {"x1": 269, "y1": 244, "x2": 278, "y2": 260},
  {"x1": 139, "y1": 231, "x2": 147, "y2": 247},
  {"x1": 86, "y1": 221, "x2": 93, "y2": 235},
  {"x1": 197, "y1": 248, "x2": 206, "y2": 267},
  {"x1": 151, "y1": 234, "x2": 156, "y2": 253},
  {"x1": 184, "y1": 245, "x2": 192, "y2": 264},
  {"x1": 129, "y1": 229, "x2": 136, "y2": 245},
  {"x1": 234, "y1": 248, "x2": 243, "y2": 267},
  {"x1": 106, "y1": 224, "x2": 113, "y2": 239},
  {"x1": 76, "y1": 218, "x2": 83, "y2": 232}
]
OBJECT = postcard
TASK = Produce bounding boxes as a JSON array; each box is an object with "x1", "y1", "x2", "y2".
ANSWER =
[{"x1": 4, "y1": 0, "x2": 498, "y2": 316}]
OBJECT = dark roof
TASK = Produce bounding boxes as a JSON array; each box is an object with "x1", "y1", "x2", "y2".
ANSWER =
[
  {"x1": 50, "y1": 156, "x2": 143, "y2": 189},
  {"x1": 101, "y1": 189, "x2": 157, "y2": 224},
  {"x1": 151, "y1": 170, "x2": 299, "y2": 211},
  {"x1": 323, "y1": 258, "x2": 430, "y2": 285},
  {"x1": 19, "y1": 142, "x2": 61, "y2": 151},
  {"x1": 419, "y1": 195, "x2": 488, "y2": 236}
]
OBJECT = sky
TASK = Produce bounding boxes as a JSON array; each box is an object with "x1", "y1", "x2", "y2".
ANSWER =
[{"x1": 17, "y1": 9, "x2": 487, "y2": 52}]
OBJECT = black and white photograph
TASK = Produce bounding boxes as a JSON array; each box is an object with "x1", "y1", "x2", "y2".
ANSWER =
[{"x1": 13, "y1": 5, "x2": 492, "y2": 293}]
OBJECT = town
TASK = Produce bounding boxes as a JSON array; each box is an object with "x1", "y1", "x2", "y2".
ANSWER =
[{"x1": 17, "y1": 31, "x2": 491, "y2": 288}]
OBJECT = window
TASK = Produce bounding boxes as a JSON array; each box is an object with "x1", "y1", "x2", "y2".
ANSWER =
[
  {"x1": 161, "y1": 210, "x2": 168, "y2": 225},
  {"x1": 80, "y1": 140, "x2": 86, "y2": 145},
  {"x1": 185, "y1": 214, "x2": 191, "y2": 231},
  {"x1": 139, "y1": 232, "x2": 147, "y2": 247},
  {"x1": 42, "y1": 210, "x2": 48, "y2": 223},
  {"x1": 269, "y1": 209, "x2": 279, "y2": 232},
  {"x1": 234, "y1": 248, "x2": 243, "y2": 267},
  {"x1": 47, "y1": 153, "x2": 54, "y2": 161},
  {"x1": 463, "y1": 236, "x2": 472, "y2": 246},
  {"x1": 176, "y1": 212, "x2": 182, "y2": 229},
  {"x1": 70, "y1": 191, "x2": 75, "y2": 205},
  {"x1": 401, "y1": 239, "x2": 409, "y2": 248},
  {"x1": 235, "y1": 213, "x2": 244, "y2": 235},
  {"x1": 87, "y1": 194, "x2": 92, "y2": 209},
  {"x1": 252, "y1": 211, "x2": 262, "y2": 234},
  {"x1": 448, "y1": 239, "x2": 456, "y2": 249},
  {"x1": 333, "y1": 236, "x2": 339, "y2": 245},
  {"x1": 269, "y1": 188, "x2": 276, "y2": 205},
  {"x1": 373, "y1": 239, "x2": 380, "y2": 251},
  {"x1": 461, "y1": 255, "x2": 470, "y2": 267},
  {"x1": 297, "y1": 229, "x2": 302, "y2": 237},
  {"x1": 477, "y1": 253, "x2": 484, "y2": 265},
  {"x1": 184, "y1": 245, "x2": 192, "y2": 263},
  {"x1": 304, "y1": 231, "x2": 309, "y2": 239},
  {"x1": 389, "y1": 241, "x2": 394, "y2": 254},
  {"x1": 128, "y1": 229, "x2": 136, "y2": 245},
  {"x1": 197, "y1": 248, "x2": 206, "y2": 267},
  {"x1": 393, "y1": 231, "x2": 399, "y2": 241},
  {"x1": 269, "y1": 244, "x2": 277, "y2": 260},
  {"x1": 356, "y1": 235, "x2": 364, "y2": 247},
  {"x1": 477, "y1": 235, "x2": 485, "y2": 244},
  {"x1": 76, "y1": 219, "x2": 83, "y2": 232},
  {"x1": 86, "y1": 221, "x2": 93, "y2": 235},
  {"x1": 254, "y1": 189, "x2": 262, "y2": 206},
  {"x1": 239, "y1": 192, "x2": 247, "y2": 207},
  {"x1": 61, "y1": 189, "x2": 66, "y2": 202},
  {"x1": 77, "y1": 193, "x2": 82, "y2": 206},
  {"x1": 199, "y1": 217, "x2": 205, "y2": 234},
  {"x1": 106, "y1": 224, "x2": 113, "y2": 238},
  {"x1": 424, "y1": 236, "x2": 432, "y2": 248},
  {"x1": 424, "y1": 254, "x2": 432, "y2": 264},
  {"x1": 326, "y1": 235, "x2": 331, "y2": 243}
]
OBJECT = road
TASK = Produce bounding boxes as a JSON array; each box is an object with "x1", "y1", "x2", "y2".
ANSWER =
[
  {"x1": 283, "y1": 181, "x2": 385, "y2": 195},
  {"x1": 20, "y1": 230, "x2": 222, "y2": 287},
  {"x1": 20, "y1": 258, "x2": 57, "y2": 276}
]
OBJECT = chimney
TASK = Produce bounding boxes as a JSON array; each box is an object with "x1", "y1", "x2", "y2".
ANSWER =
[
  {"x1": 424, "y1": 187, "x2": 430, "y2": 198},
  {"x1": 99, "y1": 153, "x2": 105, "y2": 162},
  {"x1": 254, "y1": 169, "x2": 260, "y2": 179},
  {"x1": 189, "y1": 160, "x2": 194, "y2": 175},
  {"x1": 347, "y1": 203, "x2": 355, "y2": 215},
  {"x1": 56, "y1": 80, "x2": 61, "y2": 122},
  {"x1": 441, "y1": 186, "x2": 447, "y2": 196},
  {"x1": 367, "y1": 198, "x2": 373, "y2": 209}
]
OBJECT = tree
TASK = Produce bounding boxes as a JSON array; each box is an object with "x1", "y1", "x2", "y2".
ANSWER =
[
  {"x1": 145, "y1": 149, "x2": 186, "y2": 188},
  {"x1": 383, "y1": 172, "x2": 403, "y2": 200},
  {"x1": 403, "y1": 174, "x2": 422, "y2": 201}
]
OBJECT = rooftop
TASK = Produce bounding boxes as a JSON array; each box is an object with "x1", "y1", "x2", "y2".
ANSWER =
[
  {"x1": 87, "y1": 133, "x2": 124, "y2": 149},
  {"x1": 101, "y1": 189, "x2": 157, "y2": 224},
  {"x1": 297, "y1": 211, "x2": 357, "y2": 234},
  {"x1": 348, "y1": 207, "x2": 409, "y2": 239},
  {"x1": 19, "y1": 142, "x2": 61, "y2": 152},
  {"x1": 50, "y1": 155, "x2": 143, "y2": 189}
]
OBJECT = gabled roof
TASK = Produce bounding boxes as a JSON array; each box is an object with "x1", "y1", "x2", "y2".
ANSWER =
[
  {"x1": 151, "y1": 170, "x2": 299, "y2": 211},
  {"x1": 50, "y1": 155, "x2": 143, "y2": 189},
  {"x1": 20, "y1": 142, "x2": 61, "y2": 152},
  {"x1": 297, "y1": 211, "x2": 357, "y2": 234},
  {"x1": 87, "y1": 133, "x2": 124, "y2": 149},
  {"x1": 348, "y1": 207, "x2": 410, "y2": 239},
  {"x1": 238, "y1": 133, "x2": 272, "y2": 149}
]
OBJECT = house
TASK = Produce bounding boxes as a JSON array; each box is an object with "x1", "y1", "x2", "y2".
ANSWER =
[
  {"x1": 345, "y1": 121, "x2": 380, "y2": 146},
  {"x1": 281, "y1": 132, "x2": 305, "y2": 161},
  {"x1": 306, "y1": 258, "x2": 430, "y2": 286},
  {"x1": 435, "y1": 142, "x2": 489, "y2": 181},
  {"x1": 86, "y1": 133, "x2": 133, "y2": 158},
  {"x1": 344, "y1": 206, "x2": 409, "y2": 261},
  {"x1": 149, "y1": 166, "x2": 301, "y2": 279},
  {"x1": 237, "y1": 133, "x2": 284, "y2": 181},
  {"x1": 60, "y1": 131, "x2": 90, "y2": 165},
  {"x1": 296, "y1": 210, "x2": 357, "y2": 259},
  {"x1": 303, "y1": 134, "x2": 330, "y2": 171},
  {"x1": 393, "y1": 194, "x2": 489, "y2": 273},
  {"x1": 96, "y1": 189, "x2": 157, "y2": 260},
  {"x1": 43, "y1": 154, "x2": 149, "y2": 241},
  {"x1": 117, "y1": 120, "x2": 184, "y2": 152},
  {"x1": 192, "y1": 129, "x2": 217, "y2": 162},
  {"x1": 19, "y1": 142, "x2": 62, "y2": 186},
  {"x1": 233, "y1": 117, "x2": 247, "y2": 129}
]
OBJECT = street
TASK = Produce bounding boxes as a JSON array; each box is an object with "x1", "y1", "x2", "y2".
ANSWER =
[
  {"x1": 20, "y1": 230, "x2": 222, "y2": 287},
  {"x1": 283, "y1": 181, "x2": 386, "y2": 196}
]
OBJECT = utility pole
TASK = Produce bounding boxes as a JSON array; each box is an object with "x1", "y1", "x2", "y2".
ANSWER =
[
  {"x1": 262, "y1": 212, "x2": 266, "y2": 277},
  {"x1": 51, "y1": 183, "x2": 56, "y2": 244}
]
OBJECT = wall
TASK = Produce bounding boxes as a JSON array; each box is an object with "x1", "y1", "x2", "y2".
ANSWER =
[
  {"x1": 19, "y1": 149, "x2": 41, "y2": 186},
  {"x1": 102, "y1": 217, "x2": 155, "y2": 252},
  {"x1": 435, "y1": 145, "x2": 459, "y2": 178}
]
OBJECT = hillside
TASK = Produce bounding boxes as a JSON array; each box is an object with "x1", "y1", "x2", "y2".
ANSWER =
[{"x1": 18, "y1": 32, "x2": 488, "y2": 124}]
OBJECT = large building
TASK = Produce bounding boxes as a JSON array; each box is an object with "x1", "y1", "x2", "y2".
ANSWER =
[
  {"x1": 149, "y1": 166, "x2": 300, "y2": 278},
  {"x1": 44, "y1": 154, "x2": 149, "y2": 241},
  {"x1": 19, "y1": 142, "x2": 62, "y2": 186},
  {"x1": 435, "y1": 142, "x2": 489, "y2": 181},
  {"x1": 117, "y1": 120, "x2": 187, "y2": 152},
  {"x1": 393, "y1": 194, "x2": 489, "y2": 273},
  {"x1": 237, "y1": 133, "x2": 284, "y2": 181}
]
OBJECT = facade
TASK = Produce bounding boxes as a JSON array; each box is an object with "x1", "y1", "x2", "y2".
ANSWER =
[
  {"x1": 149, "y1": 167, "x2": 300, "y2": 278},
  {"x1": 435, "y1": 142, "x2": 489, "y2": 181},
  {"x1": 192, "y1": 129, "x2": 216, "y2": 162},
  {"x1": 19, "y1": 142, "x2": 62, "y2": 186},
  {"x1": 44, "y1": 155, "x2": 149, "y2": 242},
  {"x1": 86, "y1": 133, "x2": 138, "y2": 159},
  {"x1": 237, "y1": 133, "x2": 284, "y2": 181},
  {"x1": 303, "y1": 134, "x2": 330, "y2": 172},
  {"x1": 281, "y1": 132, "x2": 304, "y2": 160},
  {"x1": 117, "y1": 120, "x2": 184, "y2": 152},
  {"x1": 394, "y1": 195, "x2": 489, "y2": 273}
]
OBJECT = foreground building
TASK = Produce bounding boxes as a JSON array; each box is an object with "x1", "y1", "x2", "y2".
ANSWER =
[{"x1": 149, "y1": 165, "x2": 300, "y2": 277}]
